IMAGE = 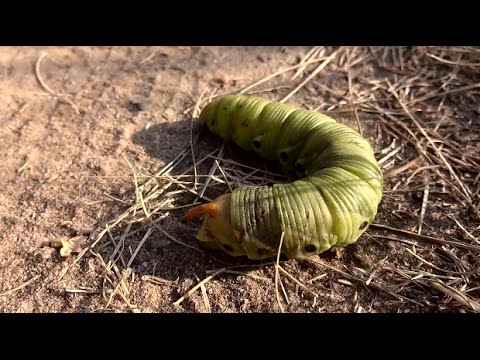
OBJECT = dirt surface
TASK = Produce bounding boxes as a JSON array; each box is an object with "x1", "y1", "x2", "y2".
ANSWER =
[{"x1": 1, "y1": 46, "x2": 479, "y2": 313}]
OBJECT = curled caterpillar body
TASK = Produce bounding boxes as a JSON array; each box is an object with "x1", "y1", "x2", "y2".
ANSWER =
[{"x1": 186, "y1": 95, "x2": 383, "y2": 260}]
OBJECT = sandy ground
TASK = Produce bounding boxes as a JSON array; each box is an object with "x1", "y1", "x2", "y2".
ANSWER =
[{"x1": 1, "y1": 46, "x2": 479, "y2": 313}]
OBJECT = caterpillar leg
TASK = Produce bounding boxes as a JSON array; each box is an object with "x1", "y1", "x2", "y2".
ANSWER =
[{"x1": 185, "y1": 194, "x2": 246, "y2": 256}]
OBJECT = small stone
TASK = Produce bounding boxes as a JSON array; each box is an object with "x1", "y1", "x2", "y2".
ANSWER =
[
  {"x1": 151, "y1": 238, "x2": 170, "y2": 249},
  {"x1": 127, "y1": 100, "x2": 143, "y2": 113}
]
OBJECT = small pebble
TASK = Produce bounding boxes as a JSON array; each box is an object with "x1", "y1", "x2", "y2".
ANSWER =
[{"x1": 151, "y1": 238, "x2": 170, "y2": 249}]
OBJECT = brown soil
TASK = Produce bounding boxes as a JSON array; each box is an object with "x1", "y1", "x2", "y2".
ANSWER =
[{"x1": 1, "y1": 46, "x2": 479, "y2": 313}]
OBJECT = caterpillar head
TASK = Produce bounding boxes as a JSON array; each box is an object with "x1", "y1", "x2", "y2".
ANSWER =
[{"x1": 185, "y1": 194, "x2": 245, "y2": 257}]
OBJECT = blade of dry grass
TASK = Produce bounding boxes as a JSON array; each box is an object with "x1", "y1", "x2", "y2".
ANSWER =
[
  {"x1": 346, "y1": 47, "x2": 363, "y2": 135},
  {"x1": 280, "y1": 50, "x2": 339, "y2": 103},
  {"x1": 370, "y1": 224, "x2": 480, "y2": 252},
  {"x1": 238, "y1": 56, "x2": 329, "y2": 95},
  {"x1": 275, "y1": 232, "x2": 285, "y2": 313},
  {"x1": 126, "y1": 228, "x2": 153, "y2": 268},
  {"x1": 174, "y1": 268, "x2": 225, "y2": 306},
  {"x1": 190, "y1": 88, "x2": 209, "y2": 190},
  {"x1": 196, "y1": 145, "x2": 224, "y2": 201},
  {"x1": 124, "y1": 157, "x2": 150, "y2": 219},
  {"x1": 0, "y1": 275, "x2": 41, "y2": 297},
  {"x1": 34, "y1": 51, "x2": 80, "y2": 114},
  {"x1": 429, "y1": 281, "x2": 480, "y2": 312},
  {"x1": 291, "y1": 46, "x2": 322, "y2": 80},
  {"x1": 278, "y1": 266, "x2": 319, "y2": 299}
]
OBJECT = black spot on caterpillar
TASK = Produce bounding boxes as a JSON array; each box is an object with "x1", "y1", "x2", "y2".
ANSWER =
[{"x1": 185, "y1": 95, "x2": 383, "y2": 260}]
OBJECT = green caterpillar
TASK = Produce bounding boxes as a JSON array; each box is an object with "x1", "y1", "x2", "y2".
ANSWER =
[{"x1": 185, "y1": 95, "x2": 383, "y2": 260}]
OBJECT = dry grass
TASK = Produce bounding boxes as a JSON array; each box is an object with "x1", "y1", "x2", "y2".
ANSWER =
[
  {"x1": 60, "y1": 46, "x2": 480, "y2": 313},
  {"x1": 34, "y1": 51, "x2": 80, "y2": 115}
]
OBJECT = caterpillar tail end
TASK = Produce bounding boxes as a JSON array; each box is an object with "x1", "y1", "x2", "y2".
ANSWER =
[{"x1": 185, "y1": 194, "x2": 244, "y2": 256}]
